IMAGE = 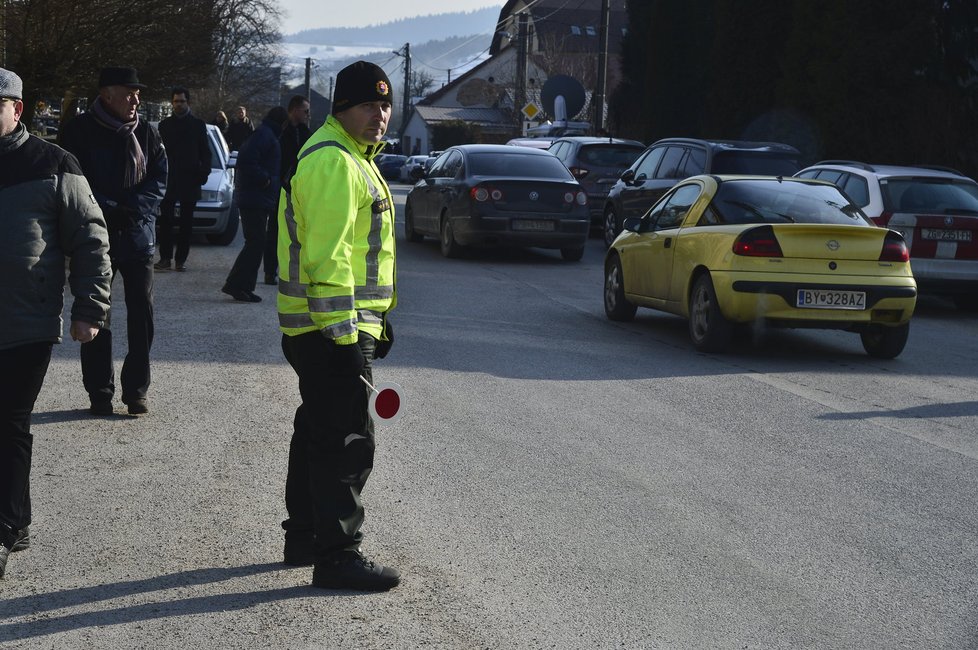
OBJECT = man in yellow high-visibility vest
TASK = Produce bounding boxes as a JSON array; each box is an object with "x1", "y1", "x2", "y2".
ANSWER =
[{"x1": 276, "y1": 61, "x2": 399, "y2": 592}]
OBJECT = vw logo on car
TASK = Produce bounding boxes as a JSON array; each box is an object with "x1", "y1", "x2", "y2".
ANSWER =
[{"x1": 529, "y1": 191, "x2": 539, "y2": 201}]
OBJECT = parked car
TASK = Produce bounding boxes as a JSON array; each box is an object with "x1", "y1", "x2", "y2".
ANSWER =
[
  {"x1": 602, "y1": 138, "x2": 802, "y2": 246},
  {"x1": 604, "y1": 175, "x2": 917, "y2": 357},
  {"x1": 173, "y1": 124, "x2": 238, "y2": 245},
  {"x1": 547, "y1": 136, "x2": 646, "y2": 230},
  {"x1": 404, "y1": 144, "x2": 590, "y2": 261},
  {"x1": 795, "y1": 161, "x2": 978, "y2": 308},
  {"x1": 399, "y1": 155, "x2": 431, "y2": 182},
  {"x1": 376, "y1": 154, "x2": 407, "y2": 181},
  {"x1": 506, "y1": 136, "x2": 558, "y2": 150}
]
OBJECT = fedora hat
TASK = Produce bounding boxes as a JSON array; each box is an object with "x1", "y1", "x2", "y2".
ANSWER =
[{"x1": 98, "y1": 66, "x2": 146, "y2": 89}]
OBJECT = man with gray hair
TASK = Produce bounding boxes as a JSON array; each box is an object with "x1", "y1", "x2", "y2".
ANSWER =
[
  {"x1": 60, "y1": 66, "x2": 167, "y2": 416},
  {"x1": 0, "y1": 67, "x2": 111, "y2": 579}
]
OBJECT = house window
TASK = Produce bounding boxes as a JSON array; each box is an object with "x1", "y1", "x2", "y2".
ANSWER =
[
  {"x1": 570, "y1": 25, "x2": 581, "y2": 35},
  {"x1": 585, "y1": 25, "x2": 596, "y2": 37}
]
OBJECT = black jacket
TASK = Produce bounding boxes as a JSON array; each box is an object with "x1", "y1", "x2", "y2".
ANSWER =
[
  {"x1": 158, "y1": 111, "x2": 210, "y2": 199},
  {"x1": 279, "y1": 121, "x2": 312, "y2": 186},
  {"x1": 227, "y1": 118, "x2": 254, "y2": 152},
  {"x1": 60, "y1": 112, "x2": 167, "y2": 263},
  {"x1": 0, "y1": 125, "x2": 111, "y2": 349},
  {"x1": 234, "y1": 116, "x2": 282, "y2": 211}
]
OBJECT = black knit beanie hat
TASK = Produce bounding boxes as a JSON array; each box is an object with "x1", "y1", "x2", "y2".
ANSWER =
[{"x1": 332, "y1": 61, "x2": 392, "y2": 115}]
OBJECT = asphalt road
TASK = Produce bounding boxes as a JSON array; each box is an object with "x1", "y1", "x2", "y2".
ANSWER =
[{"x1": 2, "y1": 183, "x2": 977, "y2": 649}]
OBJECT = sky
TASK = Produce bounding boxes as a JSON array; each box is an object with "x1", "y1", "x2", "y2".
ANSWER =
[{"x1": 278, "y1": 0, "x2": 501, "y2": 34}]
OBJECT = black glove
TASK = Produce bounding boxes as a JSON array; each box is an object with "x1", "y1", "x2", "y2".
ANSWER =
[
  {"x1": 325, "y1": 338, "x2": 365, "y2": 376},
  {"x1": 375, "y1": 319, "x2": 394, "y2": 359}
]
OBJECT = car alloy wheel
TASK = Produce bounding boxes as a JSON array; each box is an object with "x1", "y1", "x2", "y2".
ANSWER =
[
  {"x1": 604, "y1": 255, "x2": 637, "y2": 321},
  {"x1": 404, "y1": 203, "x2": 423, "y2": 243},
  {"x1": 440, "y1": 215, "x2": 461, "y2": 258},
  {"x1": 688, "y1": 273, "x2": 732, "y2": 352}
]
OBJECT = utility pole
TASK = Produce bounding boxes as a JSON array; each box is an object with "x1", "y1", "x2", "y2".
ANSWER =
[
  {"x1": 304, "y1": 57, "x2": 312, "y2": 104},
  {"x1": 400, "y1": 43, "x2": 411, "y2": 141},
  {"x1": 515, "y1": 11, "x2": 528, "y2": 133},
  {"x1": 592, "y1": 0, "x2": 610, "y2": 134}
]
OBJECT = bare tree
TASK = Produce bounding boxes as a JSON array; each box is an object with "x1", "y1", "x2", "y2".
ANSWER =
[
  {"x1": 410, "y1": 68, "x2": 437, "y2": 99},
  {"x1": 206, "y1": 0, "x2": 284, "y2": 115}
]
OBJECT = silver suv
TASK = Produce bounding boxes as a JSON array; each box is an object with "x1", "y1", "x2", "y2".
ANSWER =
[{"x1": 796, "y1": 161, "x2": 978, "y2": 308}]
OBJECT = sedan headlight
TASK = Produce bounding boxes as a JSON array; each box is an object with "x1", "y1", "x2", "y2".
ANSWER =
[{"x1": 200, "y1": 189, "x2": 225, "y2": 203}]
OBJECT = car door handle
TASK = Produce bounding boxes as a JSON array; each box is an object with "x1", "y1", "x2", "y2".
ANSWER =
[{"x1": 664, "y1": 237, "x2": 672, "y2": 248}]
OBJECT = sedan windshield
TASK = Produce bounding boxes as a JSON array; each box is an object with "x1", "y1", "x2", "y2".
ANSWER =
[
  {"x1": 711, "y1": 180, "x2": 872, "y2": 225},
  {"x1": 469, "y1": 152, "x2": 575, "y2": 179}
]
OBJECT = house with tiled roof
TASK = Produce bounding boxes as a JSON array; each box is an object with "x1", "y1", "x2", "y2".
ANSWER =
[{"x1": 399, "y1": 0, "x2": 627, "y2": 155}]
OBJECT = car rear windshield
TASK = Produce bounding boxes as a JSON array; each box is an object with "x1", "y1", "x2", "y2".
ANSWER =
[
  {"x1": 578, "y1": 145, "x2": 644, "y2": 167},
  {"x1": 882, "y1": 178, "x2": 978, "y2": 214},
  {"x1": 711, "y1": 180, "x2": 872, "y2": 225},
  {"x1": 712, "y1": 152, "x2": 800, "y2": 176},
  {"x1": 469, "y1": 152, "x2": 574, "y2": 179}
]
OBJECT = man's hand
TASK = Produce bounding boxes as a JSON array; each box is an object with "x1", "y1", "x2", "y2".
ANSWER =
[{"x1": 70, "y1": 321, "x2": 100, "y2": 343}]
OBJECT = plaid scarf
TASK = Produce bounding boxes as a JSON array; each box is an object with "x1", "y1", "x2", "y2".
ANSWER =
[{"x1": 91, "y1": 96, "x2": 146, "y2": 188}]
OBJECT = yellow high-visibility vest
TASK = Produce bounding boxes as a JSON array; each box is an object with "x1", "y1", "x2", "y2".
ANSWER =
[{"x1": 276, "y1": 115, "x2": 396, "y2": 345}]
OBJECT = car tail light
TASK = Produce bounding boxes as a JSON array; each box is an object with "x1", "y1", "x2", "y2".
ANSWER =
[
  {"x1": 569, "y1": 166, "x2": 589, "y2": 180},
  {"x1": 871, "y1": 211, "x2": 892, "y2": 227},
  {"x1": 562, "y1": 191, "x2": 588, "y2": 205},
  {"x1": 879, "y1": 230, "x2": 910, "y2": 262},
  {"x1": 471, "y1": 187, "x2": 503, "y2": 202},
  {"x1": 733, "y1": 225, "x2": 783, "y2": 257}
]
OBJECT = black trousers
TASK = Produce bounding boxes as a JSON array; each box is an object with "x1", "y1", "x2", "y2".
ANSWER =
[
  {"x1": 0, "y1": 342, "x2": 53, "y2": 532},
  {"x1": 281, "y1": 332, "x2": 377, "y2": 557},
  {"x1": 81, "y1": 256, "x2": 154, "y2": 404},
  {"x1": 158, "y1": 191, "x2": 197, "y2": 264},
  {"x1": 226, "y1": 206, "x2": 272, "y2": 292},
  {"x1": 263, "y1": 210, "x2": 278, "y2": 279}
]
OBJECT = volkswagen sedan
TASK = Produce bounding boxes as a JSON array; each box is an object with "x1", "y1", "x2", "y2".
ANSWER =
[
  {"x1": 405, "y1": 145, "x2": 590, "y2": 261},
  {"x1": 604, "y1": 176, "x2": 918, "y2": 357}
]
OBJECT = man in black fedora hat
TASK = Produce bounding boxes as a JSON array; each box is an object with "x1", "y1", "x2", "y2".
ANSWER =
[{"x1": 60, "y1": 66, "x2": 167, "y2": 417}]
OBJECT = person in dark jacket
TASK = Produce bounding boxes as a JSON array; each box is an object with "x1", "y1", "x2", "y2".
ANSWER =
[
  {"x1": 155, "y1": 86, "x2": 211, "y2": 272},
  {"x1": 264, "y1": 95, "x2": 311, "y2": 285},
  {"x1": 0, "y1": 67, "x2": 112, "y2": 579},
  {"x1": 226, "y1": 105, "x2": 254, "y2": 152},
  {"x1": 60, "y1": 66, "x2": 167, "y2": 416},
  {"x1": 222, "y1": 106, "x2": 288, "y2": 302}
]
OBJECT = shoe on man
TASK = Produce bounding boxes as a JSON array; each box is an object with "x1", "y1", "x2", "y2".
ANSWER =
[
  {"x1": 312, "y1": 550, "x2": 400, "y2": 591},
  {"x1": 0, "y1": 524, "x2": 19, "y2": 579},
  {"x1": 154, "y1": 259, "x2": 172, "y2": 271},
  {"x1": 175, "y1": 262, "x2": 187, "y2": 272},
  {"x1": 264, "y1": 274, "x2": 278, "y2": 286},
  {"x1": 124, "y1": 398, "x2": 149, "y2": 416},
  {"x1": 283, "y1": 532, "x2": 315, "y2": 567},
  {"x1": 11, "y1": 526, "x2": 30, "y2": 552},
  {"x1": 221, "y1": 284, "x2": 262, "y2": 303},
  {"x1": 89, "y1": 400, "x2": 114, "y2": 416}
]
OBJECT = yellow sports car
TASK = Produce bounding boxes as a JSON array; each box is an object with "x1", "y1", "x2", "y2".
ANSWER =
[{"x1": 604, "y1": 175, "x2": 918, "y2": 358}]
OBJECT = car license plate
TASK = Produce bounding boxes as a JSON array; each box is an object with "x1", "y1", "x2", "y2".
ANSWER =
[
  {"x1": 922, "y1": 228, "x2": 972, "y2": 242},
  {"x1": 796, "y1": 289, "x2": 866, "y2": 310},
  {"x1": 512, "y1": 219, "x2": 555, "y2": 231}
]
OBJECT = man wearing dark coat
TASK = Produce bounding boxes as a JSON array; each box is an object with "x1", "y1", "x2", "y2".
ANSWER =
[
  {"x1": 155, "y1": 86, "x2": 211, "y2": 272},
  {"x1": 226, "y1": 105, "x2": 254, "y2": 152},
  {"x1": 0, "y1": 66, "x2": 111, "y2": 579},
  {"x1": 264, "y1": 95, "x2": 311, "y2": 285},
  {"x1": 60, "y1": 66, "x2": 167, "y2": 416}
]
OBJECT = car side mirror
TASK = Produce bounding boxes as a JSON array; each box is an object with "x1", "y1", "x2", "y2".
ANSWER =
[
  {"x1": 227, "y1": 152, "x2": 237, "y2": 169},
  {"x1": 622, "y1": 217, "x2": 642, "y2": 233},
  {"x1": 409, "y1": 165, "x2": 425, "y2": 181},
  {"x1": 620, "y1": 168, "x2": 635, "y2": 184}
]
